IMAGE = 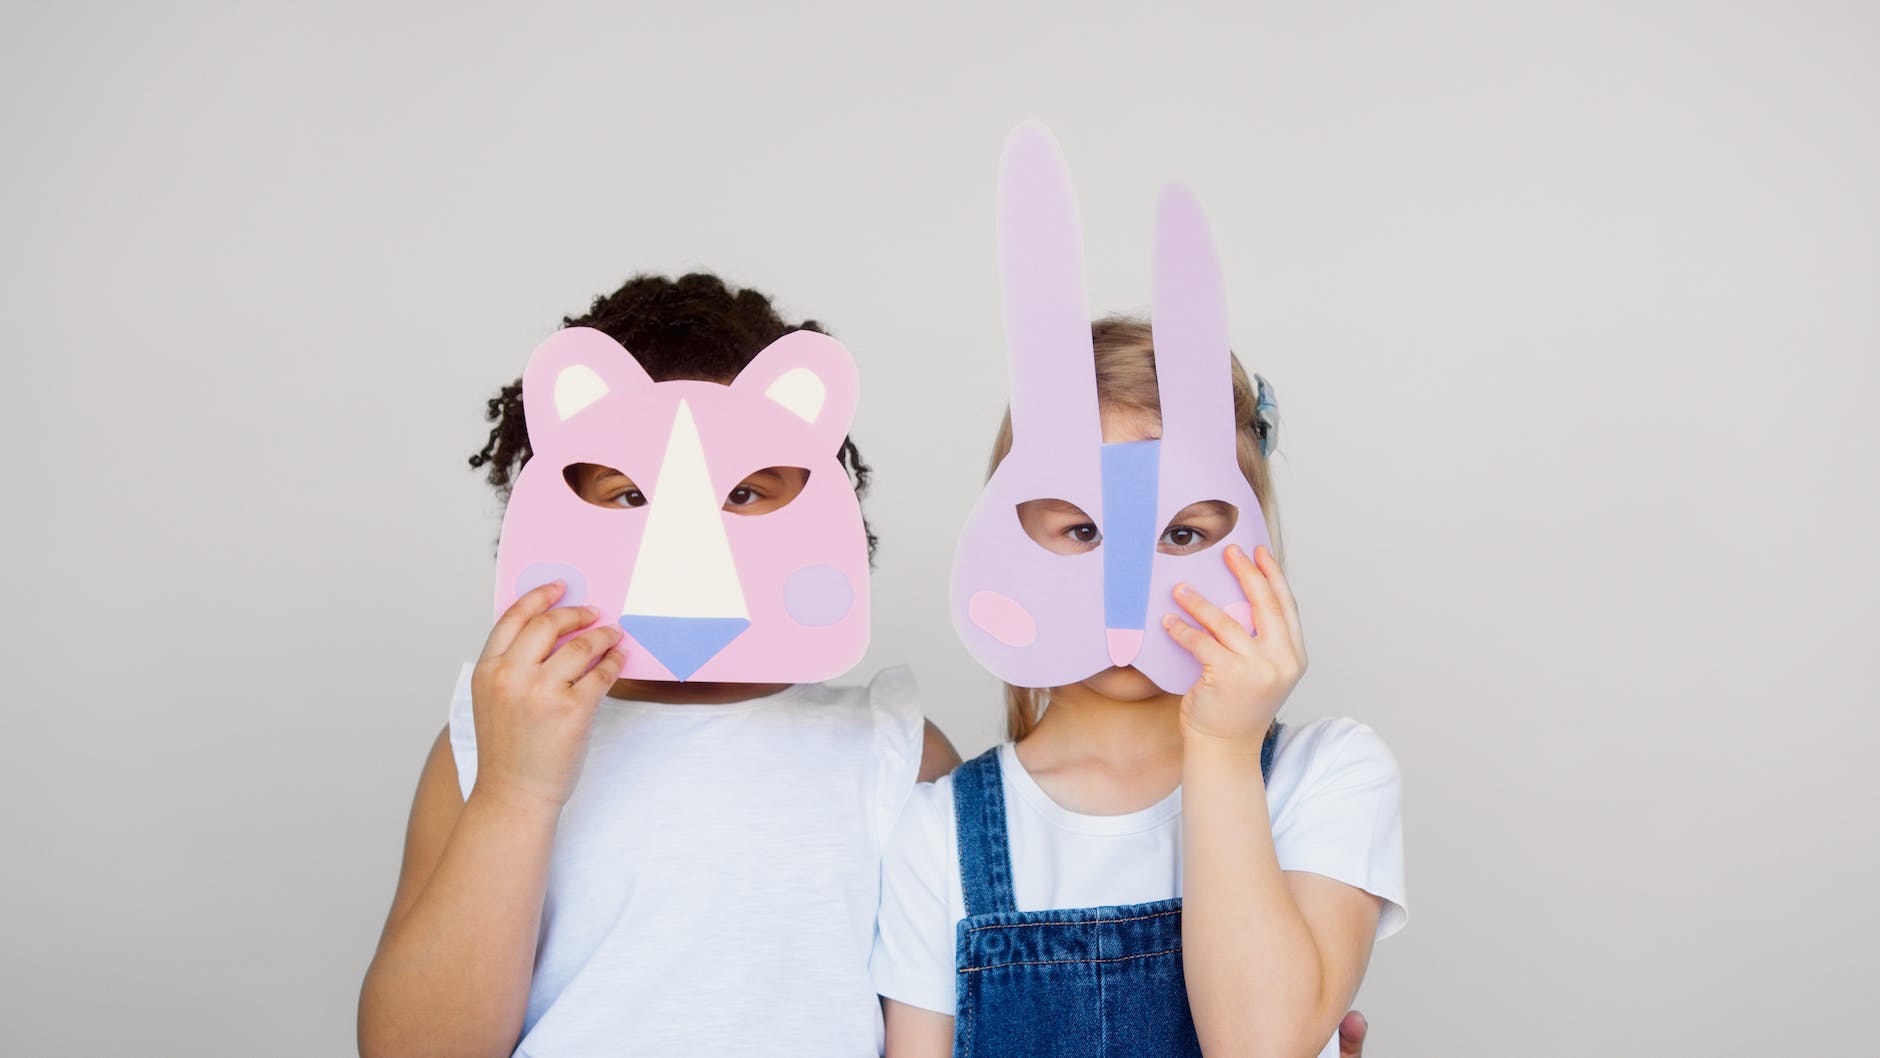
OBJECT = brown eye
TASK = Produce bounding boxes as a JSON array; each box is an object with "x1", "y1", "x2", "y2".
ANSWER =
[
  {"x1": 722, "y1": 467, "x2": 810, "y2": 515},
  {"x1": 1156, "y1": 501, "x2": 1239, "y2": 555},
  {"x1": 1016, "y1": 499, "x2": 1102, "y2": 556},
  {"x1": 1160, "y1": 526, "x2": 1202, "y2": 549},
  {"x1": 563, "y1": 463, "x2": 648, "y2": 510}
]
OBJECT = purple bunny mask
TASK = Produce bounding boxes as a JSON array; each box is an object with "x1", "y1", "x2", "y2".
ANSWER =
[{"x1": 949, "y1": 121, "x2": 1272, "y2": 694}]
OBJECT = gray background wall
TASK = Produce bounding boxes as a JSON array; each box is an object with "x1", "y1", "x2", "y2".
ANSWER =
[{"x1": 4, "y1": 2, "x2": 1875, "y2": 1054}]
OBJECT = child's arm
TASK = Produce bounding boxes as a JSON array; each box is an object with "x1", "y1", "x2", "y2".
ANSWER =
[
  {"x1": 1165, "y1": 545, "x2": 1385, "y2": 1058},
  {"x1": 1181, "y1": 736, "x2": 1383, "y2": 1058},
  {"x1": 883, "y1": 998, "x2": 955, "y2": 1057},
  {"x1": 919, "y1": 721, "x2": 963, "y2": 781},
  {"x1": 357, "y1": 583, "x2": 626, "y2": 1058}
]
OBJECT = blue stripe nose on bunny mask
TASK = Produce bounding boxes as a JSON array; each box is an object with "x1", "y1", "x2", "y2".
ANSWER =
[{"x1": 1100, "y1": 439, "x2": 1160, "y2": 666}]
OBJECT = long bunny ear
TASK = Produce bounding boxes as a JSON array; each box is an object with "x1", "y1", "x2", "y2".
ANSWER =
[
  {"x1": 999, "y1": 120, "x2": 1102, "y2": 453},
  {"x1": 1150, "y1": 183, "x2": 1237, "y2": 458}
]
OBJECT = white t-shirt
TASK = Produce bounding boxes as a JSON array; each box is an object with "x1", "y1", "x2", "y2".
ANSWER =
[
  {"x1": 446, "y1": 661, "x2": 925, "y2": 1058},
  {"x1": 870, "y1": 717, "x2": 1406, "y2": 1056}
]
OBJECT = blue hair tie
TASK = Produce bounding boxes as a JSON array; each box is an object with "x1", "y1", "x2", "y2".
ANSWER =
[{"x1": 1253, "y1": 373, "x2": 1279, "y2": 457}]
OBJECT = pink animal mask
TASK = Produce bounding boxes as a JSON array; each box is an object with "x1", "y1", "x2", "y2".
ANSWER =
[
  {"x1": 493, "y1": 327, "x2": 870, "y2": 682},
  {"x1": 950, "y1": 121, "x2": 1272, "y2": 694}
]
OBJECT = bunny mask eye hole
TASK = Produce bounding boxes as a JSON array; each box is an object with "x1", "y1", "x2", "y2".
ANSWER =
[
  {"x1": 564, "y1": 463, "x2": 648, "y2": 509},
  {"x1": 723, "y1": 466, "x2": 810, "y2": 515},
  {"x1": 1017, "y1": 498, "x2": 1102, "y2": 555},
  {"x1": 1157, "y1": 500, "x2": 1238, "y2": 556}
]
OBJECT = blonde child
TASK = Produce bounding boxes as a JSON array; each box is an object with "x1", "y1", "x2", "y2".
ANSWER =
[{"x1": 873, "y1": 319, "x2": 1406, "y2": 1058}]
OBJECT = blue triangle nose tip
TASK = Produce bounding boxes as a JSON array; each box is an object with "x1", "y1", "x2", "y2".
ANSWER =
[{"x1": 616, "y1": 615, "x2": 751, "y2": 681}]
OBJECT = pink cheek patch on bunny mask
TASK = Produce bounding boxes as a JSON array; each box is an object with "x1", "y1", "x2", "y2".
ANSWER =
[
  {"x1": 492, "y1": 327, "x2": 870, "y2": 683},
  {"x1": 949, "y1": 121, "x2": 1271, "y2": 694}
]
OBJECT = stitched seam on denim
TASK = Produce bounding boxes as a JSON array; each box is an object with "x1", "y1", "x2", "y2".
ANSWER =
[
  {"x1": 982, "y1": 754, "x2": 1015, "y2": 912},
  {"x1": 957, "y1": 946, "x2": 1185, "y2": 972},
  {"x1": 964, "y1": 908, "x2": 1183, "y2": 932},
  {"x1": 957, "y1": 966, "x2": 974, "y2": 1057},
  {"x1": 1095, "y1": 902, "x2": 1109, "y2": 1056}
]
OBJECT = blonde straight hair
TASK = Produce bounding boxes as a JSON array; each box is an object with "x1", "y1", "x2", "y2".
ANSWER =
[{"x1": 987, "y1": 316, "x2": 1283, "y2": 741}]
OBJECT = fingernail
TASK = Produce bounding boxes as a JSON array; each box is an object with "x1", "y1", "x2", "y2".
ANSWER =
[{"x1": 1173, "y1": 582, "x2": 1192, "y2": 597}]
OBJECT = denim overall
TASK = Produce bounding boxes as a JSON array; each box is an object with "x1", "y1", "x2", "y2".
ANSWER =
[{"x1": 950, "y1": 724, "x2": 1281, "y2": 1058}]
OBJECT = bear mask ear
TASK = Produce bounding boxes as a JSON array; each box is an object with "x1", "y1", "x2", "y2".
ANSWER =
[
  {"x1": 520, "y1": 327, "x2": 656, "y2": 443},
  {"x1": 729, "y1": 330, "x2": 860, "y2": 450},
  {"x1": 553, "y1": 363, "x2": 609, "y2": 420}
]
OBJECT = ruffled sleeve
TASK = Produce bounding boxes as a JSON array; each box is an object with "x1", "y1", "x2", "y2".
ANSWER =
[
  {"x1": 866, "y1": 664, "x2": 926, "y2": 850},
  {"x1": 445, "y1": 660, "x2": 477, "y2": 800}
]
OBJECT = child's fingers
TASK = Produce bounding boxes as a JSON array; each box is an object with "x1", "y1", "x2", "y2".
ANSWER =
[
  {"x1": 1251, "y1": 544, "x2": 1307, "y2": 657},
  {"x1": 509, "y1": 604, "x2": 602, "y2": 664},
  {"x1": 1171, "y1": 582, "x2": 1257, "y2": 654},
  {"x1": 1161, "y1": 611, "x2": 1233, "y2": 668},
  {"x1": 571, "y1": 643, "x2": 629, "y2": 699},
  {"x1": 1224, "y1": 545, "x2": 1288, "y2": 648},
  {"x1": 481, "y1": 580, "x2": 568, "y2": 659},
  {"x1": 543, "y1": 624, "x2": 626, "y2": 686}
]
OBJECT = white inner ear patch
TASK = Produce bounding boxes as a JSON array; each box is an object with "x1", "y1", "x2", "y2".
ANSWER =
[
  {"x1": 555, "y1": 364, "x2": 610, "y2": 421},
  {"x1": 764, "y1": 367, "x2": 826, "y2": 423}
]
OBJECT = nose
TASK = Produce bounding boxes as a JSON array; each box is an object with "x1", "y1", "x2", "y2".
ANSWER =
[{"x1": 617, "y1": 615, "x2": 751, "y2": 681}]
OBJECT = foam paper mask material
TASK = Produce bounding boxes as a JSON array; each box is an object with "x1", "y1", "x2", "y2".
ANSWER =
[
  {"x1": 493, "y1": 327, "x2": 870, "y2": 682},
  {"x1": 950, "y1": 121, "x2": 1272, "y2": 693}
]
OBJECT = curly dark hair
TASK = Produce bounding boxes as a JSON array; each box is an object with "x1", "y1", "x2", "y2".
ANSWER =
[{"x1": 469, "y1": 271, "x2": 877, "y2": 556}]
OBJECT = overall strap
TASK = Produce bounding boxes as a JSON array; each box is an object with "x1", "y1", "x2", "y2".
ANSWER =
[
  {"x1": 952, "y1": 748, "x2": 1016, "y2": 917},
  {"x1": 1261, "y1": 721, "x2": 1282, "y2": 784}
]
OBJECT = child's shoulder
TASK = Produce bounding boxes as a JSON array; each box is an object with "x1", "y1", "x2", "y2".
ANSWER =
[
  {"x1": 1276, "y1": 715, "x2": 1395, "y2": 759},
  {"x1": 1270, "y1": 716, "x2": 1402, "y2": 800},
  {"x1": 816, "y1": 662, "x2": 920, "y2": 713},
  {"x1": 879, "y1": 759, "x2": 964, "y2": 878},
  {"x1": 791, "y1": 664, "x2": 924, "y2": 747}
]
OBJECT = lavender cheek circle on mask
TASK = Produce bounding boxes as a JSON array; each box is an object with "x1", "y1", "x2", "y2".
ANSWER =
[
  {"x1": 782, "y1": 563, "x2": 854, "y2": 627},
  {"x1": 515, "y1": 562, "x2": 588, "y2": 608}
]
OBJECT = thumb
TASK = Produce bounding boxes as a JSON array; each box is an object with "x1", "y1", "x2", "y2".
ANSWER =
[{"x1": 1338, "y1": 1010, "x2": 1368, "y2": 1058}]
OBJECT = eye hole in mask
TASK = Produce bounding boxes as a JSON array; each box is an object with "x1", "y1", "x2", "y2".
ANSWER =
[
  {"x1": 564, "y1": 463, "x2": 648, "y2": 509},
  {"x1": 1157, "y1": 500, "x2": 1239, "y2": 556},
  {"x1": 723, "y1": 466, "x2": 811, "y2": 516},
  {"x1": 1016, "y1": 498, "x2": 1102, "y2": 555}
]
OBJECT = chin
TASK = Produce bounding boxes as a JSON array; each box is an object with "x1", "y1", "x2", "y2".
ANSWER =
[{"x1": 1079, "y1": 666, "x2": 1163, "y2": 702}]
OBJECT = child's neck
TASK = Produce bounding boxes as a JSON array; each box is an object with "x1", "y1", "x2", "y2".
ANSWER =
[
  {"x1": 607, "y1": 679, "x2": 794, "y2": 705},
  {"x1": 1016, "y1": 681, "x2": 1186, "y2": 815}
]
